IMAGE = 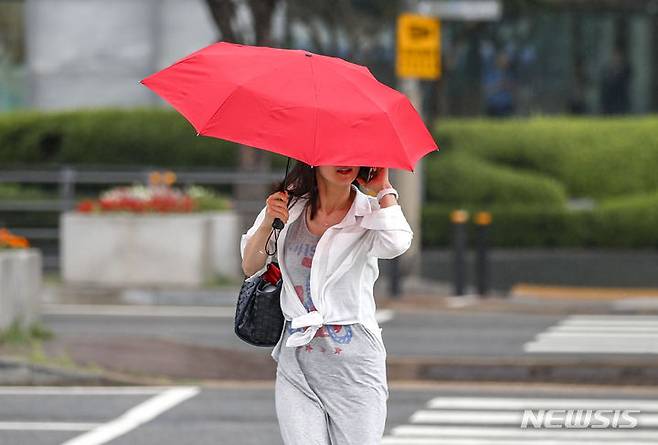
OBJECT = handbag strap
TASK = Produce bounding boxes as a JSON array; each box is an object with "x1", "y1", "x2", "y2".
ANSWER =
[{"x1": 265, "y1": 226, "x2": 279, "y2": 257}]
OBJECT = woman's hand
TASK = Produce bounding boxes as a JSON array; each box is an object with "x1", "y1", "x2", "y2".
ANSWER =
[
  {"x1": 262, "y1": 190, "x2": 289, "y2": 228},
  {"x1": 356, "y1": 167, "x2": 393, "y2": 193}
]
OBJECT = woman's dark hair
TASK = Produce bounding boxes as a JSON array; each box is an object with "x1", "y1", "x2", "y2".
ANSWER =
[{"x1": 272, "y1": 160, "x2": 365, "y2": 221}]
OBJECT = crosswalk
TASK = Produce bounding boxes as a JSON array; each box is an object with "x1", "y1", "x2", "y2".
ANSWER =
[
  {"x1": 524, "y1": 315, "x2": 658, "y2": 354},
  {"x1": 382, "y1": 395, "x2": 658, "y2": 444}
]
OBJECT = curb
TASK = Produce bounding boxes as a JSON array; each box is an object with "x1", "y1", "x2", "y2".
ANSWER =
[
  {"x1": 43, "y1": 281, "x2": 658, "y2": 315},
  {"x1": 376, "y1": 294, "x2": 658, "y2": 315},
  {"x1": 4, "y1": 350, "x2": 655, "y2": 387},
  {"x1": 0, "y1": 357, "x2": 156, "y2": 386},
  {"x1": 511, "y1": 283, "x2": 658, "y2": 300},
  {"x1": 386, "y1": 356, "x2": 658, "y2": 386}
]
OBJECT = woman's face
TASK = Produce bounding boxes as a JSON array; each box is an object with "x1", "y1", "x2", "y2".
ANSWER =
[{"x1": 316, "y1": 165, "x2": 360, "y2": 186}]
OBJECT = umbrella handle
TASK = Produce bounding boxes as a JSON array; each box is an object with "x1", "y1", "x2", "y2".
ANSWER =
[
  {"x1": 271, "y1": 156, "x2": 291, "y2": 231},
  {"x1": 272, "y1": 218, "x2": 285, "y2": 230}
]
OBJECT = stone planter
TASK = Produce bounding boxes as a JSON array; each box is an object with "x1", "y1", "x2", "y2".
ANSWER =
[
  {"x1": 61, "y1": 211, "x2": 241, "y2": 287},
  {"x1": 0, "y1": 249, "x2": 42, "y2": 331},
  {"x1": 208, "y1": 211, "x2": 241, "y2": 280}
]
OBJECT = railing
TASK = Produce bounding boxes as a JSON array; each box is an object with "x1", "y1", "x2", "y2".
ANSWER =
[{"x1": 0, "y1": 166, "x2": 284, "y2": 270}]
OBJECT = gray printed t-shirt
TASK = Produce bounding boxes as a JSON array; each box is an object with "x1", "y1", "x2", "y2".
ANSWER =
[{"x1": 274, "y1": 204, "x2": 355, "y2": 358}]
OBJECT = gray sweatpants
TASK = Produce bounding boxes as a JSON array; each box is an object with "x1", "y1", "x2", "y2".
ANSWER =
[{"x1": 274, "y1": 321, "x2": 388, "y2": 445}]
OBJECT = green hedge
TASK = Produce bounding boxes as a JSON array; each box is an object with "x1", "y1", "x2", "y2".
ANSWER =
[
  {"x1": 422, "y1": 204, "x2": 587, "y2": 248},
  {"x1": 424, "y1": 151, "x2": 567, "y2": 206},
  {"x1": 589, "y1": 191, "x2": 658, "y2": 248},
  {"x1": 1, "y1": 109, "x2": 657, "y2": 248},
  {"x1": 4, "y1": 110, "x2": 657, "y2": 200},
  {"x1": 432, "y1": 115, "x2": 658, "y2": 199},
  {"x1": 0, "y1": 108, "x2": 240, "y2": 167},
  {"x1": 0, "y1": 184, "x2": 53, "y2": 200},
  {"x1": 422, "y1": 191, "x2": 658, "y2": 248},
  {"x1": 423, "y1": 115, "x2": 658, "y2": 247}
]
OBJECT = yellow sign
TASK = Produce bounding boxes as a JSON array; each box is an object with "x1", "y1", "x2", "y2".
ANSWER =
[{"x1": 396, "y1": 13, "x2": 441, "y2": 80}]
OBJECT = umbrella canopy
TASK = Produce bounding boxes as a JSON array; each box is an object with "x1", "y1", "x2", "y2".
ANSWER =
[{"x1": 140, "y1": 41, "x2": 439, "y2": 172}]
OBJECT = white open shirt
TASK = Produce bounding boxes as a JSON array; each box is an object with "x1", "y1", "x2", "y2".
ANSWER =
[{"x1": 240, "y1": 183, "x2": 413, "y2": 359}]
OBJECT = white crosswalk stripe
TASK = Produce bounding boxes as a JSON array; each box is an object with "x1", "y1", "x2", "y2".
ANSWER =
[
  {"x1": 382, "y1": 395, "x2": 658, "y2": 445},
  {"x1": 524, "y1": 315, "x2": 658, "y2": 354}
]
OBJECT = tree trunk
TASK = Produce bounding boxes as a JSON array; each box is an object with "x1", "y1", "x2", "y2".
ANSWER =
[
  {"x1": 652, "y1": 13, "x2": 658, "y2": 112},
  {"x1": 204, "y1": 0, "x2": 281, "y2": 234}
]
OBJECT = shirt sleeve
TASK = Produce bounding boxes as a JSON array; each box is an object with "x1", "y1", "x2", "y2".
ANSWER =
[
  {"x1": 360, "y1": 203, "x2": 414, "y2": 259},
  {"x1": 240, "y1": 204, "x2": 276, "y2": 280}
]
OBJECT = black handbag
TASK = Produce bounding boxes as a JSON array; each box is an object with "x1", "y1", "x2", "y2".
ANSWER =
[{"x1": 234, "y1": 226, "x2": 285, "y2": 347}]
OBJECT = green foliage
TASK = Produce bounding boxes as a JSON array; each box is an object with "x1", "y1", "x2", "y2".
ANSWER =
[
  {"x1": 1, "y1": 109, "x2": 658, "y2": 247},
  {"x1": 422, "y1": 193, "x2": 658, "y2": 248},
  {"x1": 0, "y1": 320, "x2": 53, "y2": 346},
  {"x1": 0, "y1": 183, "x2": 53, "y2": 200},
  {"x1": 422, "y1": 204, "x2": 585, "y2": 248},
  {"x1": 433, "y1": 115, "x2": 658, "y2": 199},
  {"x1": 0, "y1": 108, "x2": 240, "y2": 167},
  {"x1": 589, "y1": 191, "x2": 658, "y2": 248},
  {"x1": 185, "y1": 185, "x2": 232, "y2": 211},
  {"x1": 424, "y1": 151, "x2": 567, "y2": 206},
  {"x1": 422, "y1": 115, "x2": 658, "y2": 247}
]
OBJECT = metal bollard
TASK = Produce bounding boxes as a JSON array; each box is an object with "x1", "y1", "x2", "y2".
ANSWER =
[
  {"x1": 59, "y1": 166, "x2": 76, "y2": 211},
  {"x1": 475, "y1": 211, "x2": 492, "y2": 297},
  {"x1": 450, "y1": 209, "x2": 469, "y2": 296}
]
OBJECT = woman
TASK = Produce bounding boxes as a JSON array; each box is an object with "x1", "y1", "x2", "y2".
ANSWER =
[{"x1": 240, "y1": 162, "x2": 413, "y2": 445}]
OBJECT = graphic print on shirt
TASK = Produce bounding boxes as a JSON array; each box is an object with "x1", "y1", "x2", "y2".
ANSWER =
[{"x1": 285, "y1": 207, "x2": 354, "y2": 349}]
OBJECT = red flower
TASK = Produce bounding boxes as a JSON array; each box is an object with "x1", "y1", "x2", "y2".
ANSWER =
[
  {"x1": 78, "y1": 184, "x2": 212, "y2": 214},
  {"x1": 76, "y1": 199, "x2": 96, "y2": 213}
]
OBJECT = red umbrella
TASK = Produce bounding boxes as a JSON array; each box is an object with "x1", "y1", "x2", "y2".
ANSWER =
[{"x1": 140, "y1": 41, "x2": 439, "y2": 172}]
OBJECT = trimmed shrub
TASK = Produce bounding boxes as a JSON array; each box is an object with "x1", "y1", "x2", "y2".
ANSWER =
[
  {"x1": 1, "y1": 109, "x2": 657, "y2": 248},
  {"x1": 0, "y1": 184, "x2": 53, "y2": 200},
  {"x1": 589, "y1": 191, "x2": 658, "y2": 248},
  {"x1": 0, "y1": 108, "x2": 240, "y2": 167},
  {"x1": 422, "y1": 204, "x2": 588, "y2": 248},
  {"x1": 424, "y1": 151, "x2": 567, "y2": 206},
  {"x1": 422, "y1": 192, "x2": 658, "y2": 248},
  {"x1": 432, "y1": 115, "x2": 658, "y2": 199}
]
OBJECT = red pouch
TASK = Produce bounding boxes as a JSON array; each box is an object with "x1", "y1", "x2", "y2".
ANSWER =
[{"x1": 262, "y1": 262, "x2": 281, "y2": 285}]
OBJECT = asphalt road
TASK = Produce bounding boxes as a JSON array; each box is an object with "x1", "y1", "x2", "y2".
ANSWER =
[
  {"x1": 2, "y1": 382, "x2": 658, "y2": 445},
  {"x1": 41, "y1": 307, "x2": 559, "y2": 358},
  {"x1": 41, "y1": 307, "x2": 658, "y2": 360}
]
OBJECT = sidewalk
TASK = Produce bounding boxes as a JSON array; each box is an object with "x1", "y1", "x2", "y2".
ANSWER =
[
  {"x1": 6, "y1": 278, "x2": 658, "y2": 386},
  {"x1": 42, "y1": 275, "x2": 658, "y2": 315},
  {"x1": 377, "y1": 291, "x2": 658, "y2": 316},
  {"x1": 377, "y1": 277, "x2": 658, "y2": 315}
]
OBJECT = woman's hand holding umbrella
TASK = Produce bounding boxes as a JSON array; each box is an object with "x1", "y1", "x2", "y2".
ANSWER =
[{"x1": 263, "y1": 191, "x2": 290, "y2": 227}]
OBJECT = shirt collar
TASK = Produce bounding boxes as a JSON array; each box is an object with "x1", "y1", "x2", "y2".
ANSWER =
[
  {"x1": 290, "y1": 183, "x2": 373, "y2": 229},
  {"x1": 334, "y1": 183, "x2": 373, "y2": 228}
]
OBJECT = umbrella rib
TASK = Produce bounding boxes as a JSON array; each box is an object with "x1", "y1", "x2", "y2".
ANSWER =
[
  {"x1": 322, "y1": 62, "x2": 411, "y2": 170},
  {"x1": 196, "y1": 56, "x2": 301, "y2": 136},
  {"x1": 197, "y1": 85, "x2": 244, "y2": 136}
]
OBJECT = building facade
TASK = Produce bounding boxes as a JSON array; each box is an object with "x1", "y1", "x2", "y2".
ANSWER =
[{"x1": 0, "y1": 0, "x2": 656, "y2": 116}]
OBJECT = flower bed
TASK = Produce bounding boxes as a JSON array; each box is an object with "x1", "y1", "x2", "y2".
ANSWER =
[
  {"x1": 0, "y1": 229, "x2": 41, "y2": 331},
  {"x1": 75, "y1": 171, "x2": 230, "y2": 214},
  {"x1": 61, "y1": 172, "x2": 239, "y2": 287},
  {"x1": 0, "y1": 228, "x2": 30, "y2": 249}
]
